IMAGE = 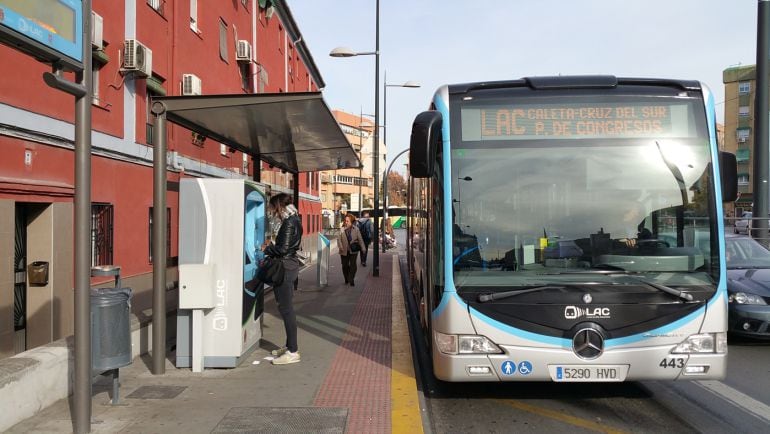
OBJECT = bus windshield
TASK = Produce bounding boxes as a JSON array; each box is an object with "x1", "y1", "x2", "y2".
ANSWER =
[{"x1": 449, "y1": 90, "x2": 717, "y2": 290}]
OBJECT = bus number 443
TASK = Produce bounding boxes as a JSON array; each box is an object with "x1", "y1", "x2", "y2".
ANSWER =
[{"x1": 659, "y1": 358, "x2": 685, "y2": 369}]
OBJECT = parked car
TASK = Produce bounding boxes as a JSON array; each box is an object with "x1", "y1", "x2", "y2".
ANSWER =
[
  {"x1": 725, "y1": 234, "x2": 770, "y2": 339},
  {"x1": 734, "y1": 211, "x2": 752, "y2": 235}
]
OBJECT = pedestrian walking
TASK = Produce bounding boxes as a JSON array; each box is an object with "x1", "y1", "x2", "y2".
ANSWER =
[
  {"x1": 357, "y1": 211, "x2": 374, "y2": 266},
  {"x1": 263, "y1": 193, "x2": 303, "y2": 365},
  {"x1": 338, "y1": 213, "x2": 366, "y2": 286}
]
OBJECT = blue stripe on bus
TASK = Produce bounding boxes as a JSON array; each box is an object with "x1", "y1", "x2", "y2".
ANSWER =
[
  {"x1": 432, "y1": 290, "x2": 459, "y2": 318},
  {"x1": 433, "y1": 291, "x2": 568, "y2": 347},
  {"x1": 435, "y1": 289, "x2": 710, "y2": 348},
  {"x1": 469, "y1": 304, "x2": 570, "y2": 347},
  {"x1": 434, "y1": 92, "x2": 458, "y2": 295},
  {"x1": 703, "y1": 86, "x2": 728, "y2": 302},
  {"x1": 605, "y1": 305, "x2": 705, "y2": 347}
]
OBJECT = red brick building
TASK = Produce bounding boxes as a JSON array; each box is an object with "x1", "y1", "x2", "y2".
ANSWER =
[{"x1": 0, "y1": 0, "x2": 324, "y2": 357}]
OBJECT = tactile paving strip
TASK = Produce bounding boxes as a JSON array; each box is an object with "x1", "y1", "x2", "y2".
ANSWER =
[
  {"x1": 211, "y1": 407, "x2": 347, "y2": 433},
  {"x1": 314, "y1": 255, "x2": 393, "y2": 433}
]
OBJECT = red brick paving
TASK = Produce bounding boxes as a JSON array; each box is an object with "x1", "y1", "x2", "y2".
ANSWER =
[{"x1": 314, "y1": 254, "x2": 393, "y2": 433}]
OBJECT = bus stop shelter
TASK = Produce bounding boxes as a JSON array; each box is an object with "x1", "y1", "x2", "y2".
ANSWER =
[{"x1": 148, "y1": 92, "x2": 361, "y2": 374}]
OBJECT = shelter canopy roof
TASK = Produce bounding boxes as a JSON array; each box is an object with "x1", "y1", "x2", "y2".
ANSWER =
[{"x1": 154, "y1": 92, "x2": 361, "y2": 173}]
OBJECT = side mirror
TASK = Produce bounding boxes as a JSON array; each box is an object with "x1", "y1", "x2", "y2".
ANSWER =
[
  {"x1": 719, "y1": 151, "x2": 738, "y2": 202},
  {"x1": 410, "y1": 111, "x2": 442, "y2": 178}
]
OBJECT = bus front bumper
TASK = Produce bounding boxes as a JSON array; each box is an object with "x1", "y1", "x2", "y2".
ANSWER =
[{"x1": 432, "y1": 344, "x2": 726, "y2": 382}]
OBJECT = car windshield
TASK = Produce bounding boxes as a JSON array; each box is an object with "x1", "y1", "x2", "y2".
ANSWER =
[{"x1": 726, "y1": 237, "x2": 770, "y2": 269}]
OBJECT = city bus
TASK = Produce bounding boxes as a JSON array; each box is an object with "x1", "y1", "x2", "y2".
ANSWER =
[
  {"x1": 406, "y1": 75, "x2": 737, "y2": 382},
  {"x1": 360, "y1": 206, "x2": 407, "y2": 229}
]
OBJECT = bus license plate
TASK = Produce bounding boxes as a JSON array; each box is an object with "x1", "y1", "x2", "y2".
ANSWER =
[{"x1": 549, "y1": 365, "x2": 628, "y2": 382}]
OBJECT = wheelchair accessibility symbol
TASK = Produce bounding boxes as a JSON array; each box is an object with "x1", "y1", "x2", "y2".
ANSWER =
[
  {"x1": 518, "y1": 361, "x2": 532, "y2": 375},
  {"x1": 501, "y1": 360, "x2": 516, "y2": 376}
]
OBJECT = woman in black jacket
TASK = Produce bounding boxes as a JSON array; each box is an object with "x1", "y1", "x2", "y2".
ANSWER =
[{"x1": 263, "y1": 193, "x2": 303, "y2": 365}]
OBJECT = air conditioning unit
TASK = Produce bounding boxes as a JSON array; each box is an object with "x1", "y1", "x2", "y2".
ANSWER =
[
  {"x1": 91, "y1": 12, "x2": 103, "y2": 49},
  {"x1": 182, "y1": 74, "x2": 202, "y2": 95},
  {"x1": 123, "y1": 39, "x2": 152, "y2": 77},
  {"x1": 236, "y1": 40, "x2": 252, "y2": 62}
]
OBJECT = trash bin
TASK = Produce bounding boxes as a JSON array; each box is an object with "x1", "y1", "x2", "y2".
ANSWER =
[{"x1": 91, "y1": 287, "x2": 132, "y2": 372}]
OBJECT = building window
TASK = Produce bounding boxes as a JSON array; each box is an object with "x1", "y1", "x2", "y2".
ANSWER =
[
  {"x1": 736, "y1": 149, "x2": 750, "y2": 162},
  {"x1": 149, "y1": 207, "x2": 171, "y2": 264},
  {"x1": 148, "y1": 0, "x2": 164, "y2": 15},
  {"x1": 737, "y1": 128, "x2": 750, "y2": 143},
  {"x1": 220, "y1": 144, "x2": 228, "y2": 156},
  {"x1": 739, "y1": 106, "x2": 750, "y2": 117},
  {"x1": 239, "y1": 62, "x2": 251, "y2": 91},
  {"x1": 739, "y1": 82, "x2": 751, "y2": 94},
  {"x1": 738, "y1": 174, "x2": 750, "y2": 186},
  {"x1": 91, "y1": 63, "x2": 101, "y2": 105},
  {"x1": 91, "y1": 204, "x2": 114, "y2": 266},
  {"x1": 190, "y1": 0, "x2": 198, "y2": 32},
  {"x1": 219, "y1": 19, "x2": 228, "y2": 62}
]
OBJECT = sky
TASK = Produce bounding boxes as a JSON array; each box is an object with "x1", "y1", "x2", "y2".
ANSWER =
[{"x1": 288, "y1": 0, "x2": 759, "y2": 174}]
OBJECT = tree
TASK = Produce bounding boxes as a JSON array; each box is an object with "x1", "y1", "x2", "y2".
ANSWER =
[{"x1": 387, "y1": 172, "x2": 408, "y2": 206}]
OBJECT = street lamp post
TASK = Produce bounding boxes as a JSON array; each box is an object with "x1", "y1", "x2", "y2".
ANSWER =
[
  {"x1": 382, "y1": 74, "x2": 420, "y2": 251},
  {"x1": 358, "y1": 109, "x2": 364, "y2": 213},
  {"x1": 330, "y1": 0, "x2": 382, "y2": 275}
]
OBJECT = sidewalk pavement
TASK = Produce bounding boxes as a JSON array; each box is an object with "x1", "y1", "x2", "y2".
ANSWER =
[{"x1": 8, "y1": 249, "x2": 423, "y2": 434}]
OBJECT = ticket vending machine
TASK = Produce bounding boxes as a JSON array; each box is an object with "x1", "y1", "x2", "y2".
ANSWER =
[{"x1": 176, "y1": 179, "x2": 268, "y2": 370}]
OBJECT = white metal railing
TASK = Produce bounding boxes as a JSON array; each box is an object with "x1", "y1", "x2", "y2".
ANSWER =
[{"x1": 317, "y1": 233, "x2": 330, "y2": 287}]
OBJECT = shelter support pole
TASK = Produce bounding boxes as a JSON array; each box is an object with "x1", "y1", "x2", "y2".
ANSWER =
[
  {"x1": 73, "y1": 1, "x2": 93, "y2": 431},
  {"x1": 293, "y1": 173, "x2": 300, "y2": 208},
  {"x1": 372, "y1": 0, "x2": 381, "y2": 276},
  {"x1": 151, "y1": 102, "x2": 168, "y2": 375},
  {"x1": 252, "y1": 156, "x2": 261, "y2": 182}
]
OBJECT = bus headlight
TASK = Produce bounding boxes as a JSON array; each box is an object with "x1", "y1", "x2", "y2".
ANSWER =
[
  {"x1": 671, "y1": 333, "x2": 727, "y2": 354},
  {"x1": 434, "y1": 332, "x2": 502, "y2": 355},
  {"x1": 459, "y1": 335, "x2": 503, "y2": 354}
]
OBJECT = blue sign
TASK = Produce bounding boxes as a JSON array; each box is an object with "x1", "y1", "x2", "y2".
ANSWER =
[
  {"x1": 556, "y1": 366, "x2": 563, "y2": 379},
  {"x1": 501, "y1": 360, "x2": 516, "y2": 376},
  {"x1": 0, "y1": 0, "x2": 83, "y2": 70},
  {"x1": 518, "y1": 361, "x2": 532, "y2": 375}
]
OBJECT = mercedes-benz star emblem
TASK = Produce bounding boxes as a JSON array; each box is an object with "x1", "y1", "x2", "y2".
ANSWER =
[
  {"x1": 572, "y1": 328, "x2": 604, "y2": 360},
  {"x1": 582, "y1": 293, "x2": 593, "y2": 304}
]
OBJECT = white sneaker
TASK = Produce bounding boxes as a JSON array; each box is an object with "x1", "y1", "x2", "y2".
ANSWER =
[
  {"x1": 271, "y1": 347, "x2": 288, "y2": 357},
  {"x1": 272, "y1": 351, "x2": 300, "y2": 365}
]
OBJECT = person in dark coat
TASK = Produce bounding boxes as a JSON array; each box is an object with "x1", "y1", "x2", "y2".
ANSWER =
[
  {"x1": 263, "y1": 193, "x2": 303, "y2": 365},
  {"x1": 338, "y1": 213, "x2": 366, "y2": 286}
]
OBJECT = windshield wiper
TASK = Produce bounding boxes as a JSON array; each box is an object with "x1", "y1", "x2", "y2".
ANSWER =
[
  {"x1": 633, "y1": 278, "x2": 693, "y2": 301},
  {"x1": 478, "y1": 284, "x2": 581, "y2": 303}
]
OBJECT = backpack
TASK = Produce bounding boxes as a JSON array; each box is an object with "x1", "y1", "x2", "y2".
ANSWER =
[{"x1": 358, "y1": 218, "x2": 372, "y2": 243}]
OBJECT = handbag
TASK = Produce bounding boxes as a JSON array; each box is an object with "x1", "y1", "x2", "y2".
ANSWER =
[
  {"x1": 297, "y1": 249, "x2": 310, "y2": 266},
  {"x1": 257, "y1": 256, "x2": 285, "y2": 286},
  {"x1": 350, "y1": 240, "x2": 361, "y2": 253}
]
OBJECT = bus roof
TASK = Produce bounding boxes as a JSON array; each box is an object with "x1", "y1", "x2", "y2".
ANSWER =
[{"x1": 448, "y1": 75, "x2": 702, "y2": 95}]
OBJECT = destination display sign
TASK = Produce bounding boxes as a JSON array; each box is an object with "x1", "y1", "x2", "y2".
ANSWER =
[
  {"x1": 0, "y1": 0, "x2": 83, "y2": 69},
  {"x1": 461, "y1": 101, "x2": 696, "y2": 141}
]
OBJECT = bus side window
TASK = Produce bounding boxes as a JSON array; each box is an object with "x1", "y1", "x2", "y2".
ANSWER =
[{"x1": 432, "y1": 151, "x2": 444, "y2": 308}]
